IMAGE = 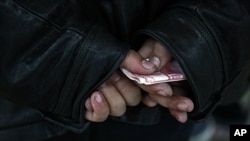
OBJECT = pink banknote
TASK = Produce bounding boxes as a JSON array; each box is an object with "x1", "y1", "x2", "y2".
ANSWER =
[{"x1": 120, "y1": 60, "x2": 186, "y2": 85}]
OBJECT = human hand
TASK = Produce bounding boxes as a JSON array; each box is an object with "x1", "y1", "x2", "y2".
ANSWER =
[
  {"x1": 84, "y1": 50, "x2": 159, "y2": 122},
  {"x1": 84, "y1": 71, "x2": 140, "y2": 122},
  {"x1": 84, "y1": 39, "x2": 194, "y2": 123},
  {"x1": 142, "y1": 81, "x2": 194, "y2": 123},
  {"x1": 135, "y1": 39, "x2": 194, "y2": 123}
]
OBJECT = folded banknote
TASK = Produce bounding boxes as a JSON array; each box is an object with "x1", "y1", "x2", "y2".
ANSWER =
[{"x1": 120, "y1": 60, "x2": 186, "y2": 85}]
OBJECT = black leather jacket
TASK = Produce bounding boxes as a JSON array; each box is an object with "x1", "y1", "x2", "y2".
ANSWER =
[{"x1": 1, "y1": 0, "x2": 250, "y2": 140}]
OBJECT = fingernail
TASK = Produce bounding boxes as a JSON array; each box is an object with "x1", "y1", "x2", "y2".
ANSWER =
[
  {"x1": 157, "y1": 90, "x2": 168, "y2": 96},
  {"x1": 142, "y1": 59, "x2": 154, "y2": 70},
  {"x1": 177, "y1": 102, "x2": 188, "y2": 111},
  {"x1": 94, "y1": 92, "x2": 102, "y2": 103},
  {"x1": 85, "y1": 98, "x2": 93, "y2": 111},
  {"x1": 175, "y1": 115, "x2": 181, "y2": 121},
  {"x1": 166, "y1": 88, "x2": 173, "y2": 96},
  {"x1": 142, "y1": 56, "x2": 161, "y2": 70},
  {"x1": 151, "y1": 56, "x2": 160, "y2": 68},
  {"x1": 176, "y1": 115, "x2": 186, "y2": 123}
]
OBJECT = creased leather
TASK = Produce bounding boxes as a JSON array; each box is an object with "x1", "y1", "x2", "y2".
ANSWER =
[{"x1": 0, "y1": 0, "x2": 250, "y2": 139}]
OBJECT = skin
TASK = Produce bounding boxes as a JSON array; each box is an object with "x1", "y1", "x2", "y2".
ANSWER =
[{"x1": 84, "y1": 39, "x2": 194, "y2": 123}]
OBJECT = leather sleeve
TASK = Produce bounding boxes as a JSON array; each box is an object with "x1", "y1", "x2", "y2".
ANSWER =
[
  {"x1": 133, "y1": 0, "x2": 250, "y2": 120},
  {"x1": 0, "y1": 0, "x2": 128, "y2": 130}
]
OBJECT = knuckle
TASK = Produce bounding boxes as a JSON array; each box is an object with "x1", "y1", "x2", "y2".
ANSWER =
[
  {"x1": 111, "y1": 103, "x2": 126, "y2": 116},
  {"x1": 127, "y1": 95, "x2": 141, "y2": 106},
  {"x1": 95, "y1": 116, "x2": 107, "y2": 122},
  {"x1": 123, "y1": 88, "x2": 141, "y2": 106}
]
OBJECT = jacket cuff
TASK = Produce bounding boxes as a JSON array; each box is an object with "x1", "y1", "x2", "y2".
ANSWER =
[
  {"x1": 52, "y1": 25, "x2": 129, "y2": 128},
  {"x1": 133, "y1": 9, "x2": 224, "y2": 120}
]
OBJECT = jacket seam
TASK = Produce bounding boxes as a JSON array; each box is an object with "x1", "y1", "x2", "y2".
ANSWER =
[
  {"x1": 13, "y1": 0, "x2": 87, "y2": 37},
  {"x1": 174, "y1": 9, "x2": 225, "y2": 116},
  {"x1": 177, "y1": 9, "x2": 223, "y2": 95},
  {"x1": 52, "y1": 24, "x2": 97, "y2": 116}
]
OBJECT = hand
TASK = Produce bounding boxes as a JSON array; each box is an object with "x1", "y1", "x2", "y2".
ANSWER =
[
  {"x1": 84, "y1": 50, "x2": 159, "y2": 122},
  {"x1": 136, "y1": 39, "x2": 194, "y2": 123},
  {"x1": 142, "y1": 81, "x2": 194, "y2": 123},
  {"x1": 84, "y1": 39, "x2": 194, "y2": 123},
  {"x1": 84, "y1": 71, "x2": 141, "y2": 122}
]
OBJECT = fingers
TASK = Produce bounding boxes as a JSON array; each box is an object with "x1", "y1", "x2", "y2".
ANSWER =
[
  {"x1": 170, "y1": 109, "x2": 188, "y2": 123},
  {"x1": 152, "y1": 41, "x2": 173, "y2": 69},
  {"x1": 98, "y1": 82, "x2": 126, "y2": 117},
  {"x1": 142, "y1": 92, "x2": 191, "y2": 123},
  {"x1": 142, "y1": 95, "x2": 157, "y2": 107},
  {"x1": 97, "y1": 72, "x2": 141, "y2": 116},
  {"x1": 148, "y1": 94, "x2": 193, "y2": 123},
  {"x1": 121, "y1": 50, "x2": 158, "y2": 74},
  {"x1": 147, "y1": 93, "x2": 193, "y2": 112},
  {"x1": 144, "y1": 83, "x2": 194, "y2": 123},
  {"x1": 85, "y1": 39, "x2": 188, "y2": 123},
  {"x1": 138, "y1": 39, "x2": 173, "y2": 71},
  {"x1": 109, "y1": 72, "x2": 141, "y2": 106},
  {"x1": 85, "y1": 91, "x2": 109, "y2": 122},
  {"x1": 85, "y1": 70, "x2": 143, "y2": 122},
  {"x1": 138, "y1": 39, "x2": 155, "y2": 58},
  {"x1": 139, "y1": 83, "x2": 173, "y2": 97}
]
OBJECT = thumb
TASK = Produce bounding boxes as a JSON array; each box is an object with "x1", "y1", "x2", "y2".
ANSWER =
[{"x1": 120, "y1": 50, "x2": 160, "y2": 74}]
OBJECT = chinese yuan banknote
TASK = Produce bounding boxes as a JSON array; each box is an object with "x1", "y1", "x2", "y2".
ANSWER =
[{"x1": 120, "y1": 60, "x2": 186, "y2": 85}]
